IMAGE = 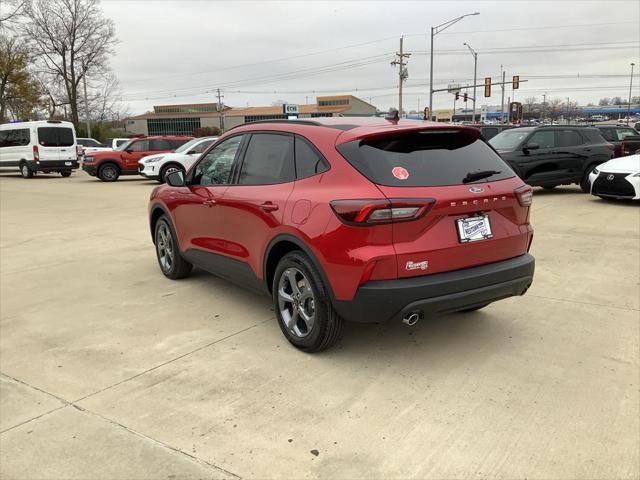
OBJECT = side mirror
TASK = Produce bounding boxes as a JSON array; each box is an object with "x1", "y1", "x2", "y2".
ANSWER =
[
  {"x1": 166, "y1": 170, "x2": 186, "y2": 187},
  {"x1": 523, "y1": 143, "x2": 540, "y2": 153},
  {"x1": 187, "y1": 149, "x2": 198, "y2": 155}
]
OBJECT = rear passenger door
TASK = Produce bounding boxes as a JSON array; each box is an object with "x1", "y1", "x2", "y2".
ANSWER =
[
  {"x1": 554, "y1": 129, "x2": 588, "y2": 180},
  {"x1": 218, "y1": 132, "x2": 296, "y2": 281}
]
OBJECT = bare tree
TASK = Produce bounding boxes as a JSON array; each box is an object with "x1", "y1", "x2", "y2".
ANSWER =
[
  {"x1": 24, "y1": 0, "x2": 117, "y2": 127},
  {"x1": 547, "y1": 97, "x2": 563, "y2": 121},
  {"x1": 523, "y1": 96, "x2": 538, "y2": 119},
  {"x1": 0, "y1": 0, "x2": 29, "y2": 30}
]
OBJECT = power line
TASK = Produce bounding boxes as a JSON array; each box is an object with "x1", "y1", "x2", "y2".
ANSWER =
[{"x1": 406, "y1": 21, "x2": 639, "y2": 36}]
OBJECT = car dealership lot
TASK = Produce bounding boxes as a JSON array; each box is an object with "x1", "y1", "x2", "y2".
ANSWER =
[{"x1": 1, "y1": 173, "x2": 638, "y2": 479}]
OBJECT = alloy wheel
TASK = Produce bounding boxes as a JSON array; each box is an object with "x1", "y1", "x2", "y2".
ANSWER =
[
  {"x1": 278, "y1": 267, "x2": 316, "y2": 338},
  {"x1": 102, "y1": 166, "x2": 117, "y2": 180},
  {"x1": 156, "y1": 223, "x2": 174, "y2": 272}
]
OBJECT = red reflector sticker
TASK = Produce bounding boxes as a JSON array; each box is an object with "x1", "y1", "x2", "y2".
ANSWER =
[{"x1": 392, "y1": 167, "x2": 409, "y2": 180}]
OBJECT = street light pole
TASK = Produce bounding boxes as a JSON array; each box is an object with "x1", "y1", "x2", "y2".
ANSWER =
[
  {"x1": 463, "y1": 42, "x2": 478, "y2": 123},
  {"x1": 428, "y1": 12, "x2": 479, "y2": 122},
  {"x1": 627, "y1": 62, "x2": 635, "y2": 125}
]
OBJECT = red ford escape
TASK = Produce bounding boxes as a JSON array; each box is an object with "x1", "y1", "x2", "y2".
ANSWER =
[{"x1": 148, "y1": 117, "x2": 535, "y2": 352}]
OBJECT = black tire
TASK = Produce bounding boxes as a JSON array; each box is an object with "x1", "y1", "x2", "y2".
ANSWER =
[
  {"x1": 459, "y1": 303, "x2": 489, "y2": 313},
  {"x1": 159, "y1": 163, "x2": 184, "y2": 184},
  {"x1": 154, "y1": 216, "x2": 192, "y2": 279},
  {"x1": 60, "y1": 170, "x2": 72, "y2": 177},
  {"x1": 19, "y1": 162, "x2": 33, "y2": 179},
  {"x1": 98, "y1": 163, "x2": 120, "y2": 182},
  {"x1": 272, "y1": 251, "x2": 343, "y2": 353},
  {"x1": 580, "y1": 169, "x2": 593, "y2": 193}
]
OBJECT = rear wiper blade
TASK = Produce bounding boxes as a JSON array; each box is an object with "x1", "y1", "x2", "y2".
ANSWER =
[{"x1": 463, "y1": 169, "x2": 501, "y2": 183}]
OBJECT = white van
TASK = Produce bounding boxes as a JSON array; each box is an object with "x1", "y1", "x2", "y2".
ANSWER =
[{"x1": 0, "y1": 120, "x2": 80, "y2": 178}]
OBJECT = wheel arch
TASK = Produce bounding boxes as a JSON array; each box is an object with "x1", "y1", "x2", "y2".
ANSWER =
[
  {"x1": 263, "y1": 234, "x2": 335, "y2": 300},
  {"x1": 149, "y1": 203, "x2": 170, "y2": 243}
]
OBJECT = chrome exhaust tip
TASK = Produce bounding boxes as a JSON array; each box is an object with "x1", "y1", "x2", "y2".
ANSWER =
[{"x1": 402, "y1": 312, "x2": 420, "y2": 326}]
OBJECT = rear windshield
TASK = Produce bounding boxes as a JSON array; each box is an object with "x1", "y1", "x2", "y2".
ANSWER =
[
  {"x1": 37, "y1": 127, "x2": 74, "y2": 147},
  {"x1": 337, "y1": 129, "x2": 515, "y2": 187}
]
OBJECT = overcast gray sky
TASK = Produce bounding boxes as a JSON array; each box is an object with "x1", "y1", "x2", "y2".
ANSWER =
[{"x1": 102, "y1": 0, "x2": 640, "y2": 114}]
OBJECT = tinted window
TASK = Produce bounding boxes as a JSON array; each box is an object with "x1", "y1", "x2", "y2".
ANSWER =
[
  {"x1": 168, "y1": 139, "x2": 190, "y2": 149},
  {"x1": 129, "y1": 140, "x2": 149, "y2": 152},
  {"x1": 37, "y1": 127, "x2": 74, "y2": 147},
  {"x1": 295, "y1": 137, "x2": 329, "y2": 179},
  {"x1": 337, "y1": 129, "x2": 514, "y2": 187},
  {"x1": 527, "y1": 131, "x2": 555, "y2": 149},
  {"x1": 0, "y1": 129, "x2": 30, "y2": 147},
  {"x1": 489, "y1": 129, "x2": 531, "y2": 150},
  {"x1": 150, "y1": 139, "x2": 171, "y2": 151},
  {"x1": 116, "y1": 140, "x2": 127, "y2": 147},
  {"x1": 481, "y1": 127, "x2": 498, "y2": 139},
  {"x1": 557, "y1": 130, "x2": 583, "y2": 147},
  {"x1": 238, "y1": 134, "x2": 294, "y2": 185},
  {"x1": 192, "y1": 135, "x2": 242, "y2": 186},
  {"x1": 192, "y1": 139, "x2": 214, "y2": 153},
  {"x1": 599, "y1": 128, "x2": 616, "y2": 142}
]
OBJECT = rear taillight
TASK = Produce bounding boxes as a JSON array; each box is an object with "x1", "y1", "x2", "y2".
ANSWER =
[
  {"x1": 620, "y1": 142, "x2": 625, "y2": 155},
  {"x1": 514, "y1": 185, "x2": 533, "y2": 207},
  {"x1": 330, "y1": 198, "x2": 434, "y2": 225},
  {"x1": 33, "y1": 145, "x2": 39, "y2": 162}
]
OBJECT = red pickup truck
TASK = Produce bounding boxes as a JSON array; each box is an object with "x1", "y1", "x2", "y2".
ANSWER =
[{"x1": 82, "y1": 136, "x2": 192, "y2": 181}]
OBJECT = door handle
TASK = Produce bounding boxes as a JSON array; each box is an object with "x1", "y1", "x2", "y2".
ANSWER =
[
  {"x1": 203, "y1": 199, "x2": 217, "y2": 207},
  {"x1": 260, "y1": 201, "x2": 279, "y2": 212}
]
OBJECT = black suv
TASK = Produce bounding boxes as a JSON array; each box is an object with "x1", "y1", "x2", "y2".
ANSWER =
[
  {"x1": 489, "y1": 126, "x2": 614, "y2": 191},
  {"x1": 472, "y1": 124, "x2": 514, "y2": 140},
  {"x1": 594, "y1": 125, "x2": 640, "y2": 157}
]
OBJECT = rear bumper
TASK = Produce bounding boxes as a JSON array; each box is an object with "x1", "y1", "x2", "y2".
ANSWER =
[
  {"x1": 28, "y1": 160, "x2": 79, "y2": 171},
  {"x1": 333, "y1": 254, "x2": 535, "y2": 323}
]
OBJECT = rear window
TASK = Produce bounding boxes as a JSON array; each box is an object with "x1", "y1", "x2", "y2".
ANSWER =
[
  {"x1": 168, "y1": 139, "x2": 190, "y2": 149},
  {"x1": 337, "y1": 129, "x2": 515, "y2": 187},
  {"x1": 37, "y1": 127, "x2": 74, "y2": 147}
]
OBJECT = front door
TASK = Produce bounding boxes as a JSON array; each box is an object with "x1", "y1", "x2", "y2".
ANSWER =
[
  {"x1": 120, "y1": 139, "x2": 150, "y2": 171},
  {"x1": 171, "y1": 135, "x2": 244, "y2": 257},
  {"x1": 514, "y1": 129, "x2": 558, "y2": 184}
]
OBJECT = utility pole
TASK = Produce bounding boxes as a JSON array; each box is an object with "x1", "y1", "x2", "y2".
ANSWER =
[
  {"x1": 464, "y1": 43, "x2": 478, "y2": 123},
  {"x1": 628, "y1": 62, "x2": 635, "y2": 125},
  {"x1": 567, "y1": 97, "x2": 570, "y2": 123},
  {"x1": 391, "y1": 36, "x2": 410, "y2": 116},
  {"x1": 428, "y1": 12, "x2": 480, "y2": 123},
  {"x1": 82, "y1": 62, "x2": 90, "y2": 137},
  {"x1": 216, "y1": 88, "x2": 225, "y2": 132},
  {"x1": 500, "y1": 66, "x2": 506, "y2": 124},
  {"x1": 542, "y1": 92, "x2": 547, "y2": 121}
]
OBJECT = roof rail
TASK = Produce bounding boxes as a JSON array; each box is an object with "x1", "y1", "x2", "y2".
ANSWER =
[{"x1": 227, "y1": 119, "x2": 322, "y2": 131}]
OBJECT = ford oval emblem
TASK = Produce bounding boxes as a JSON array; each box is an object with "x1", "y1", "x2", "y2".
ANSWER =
[{"x1": 469, "y1": 186, "x2": 485, "y2": 193}]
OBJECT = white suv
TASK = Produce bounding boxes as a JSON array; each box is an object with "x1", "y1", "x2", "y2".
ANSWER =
[
  {"x1": 0, "y1": 120, "x2": 79, "y2": 178},
  {"x1": 138, "y1": 136, "x2": 217, "y2": 182}
]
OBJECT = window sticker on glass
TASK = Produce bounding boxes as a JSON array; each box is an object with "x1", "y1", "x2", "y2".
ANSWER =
[{"x1": 392, "y1": 166, "x2": 409, "y2": 180}]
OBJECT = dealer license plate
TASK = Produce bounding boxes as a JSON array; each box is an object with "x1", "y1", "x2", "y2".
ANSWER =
[
  {"x1": 65, "y1": 161, "x2": 72, "y2": 166},
  {"x1": 456, "y1": 215, "x2": 493, "y2": 243}
]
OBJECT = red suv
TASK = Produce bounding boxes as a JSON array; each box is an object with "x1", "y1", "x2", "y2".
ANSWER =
[
  {"x1": 83, "y1": 135, "x2": 192, "y2": 181},
  {"x1": 148, "y1": 117, "x2": 535, "y2": 352}
]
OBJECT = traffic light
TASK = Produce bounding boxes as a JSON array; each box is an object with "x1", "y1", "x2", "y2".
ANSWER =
[
  {"x1": 463, "y1": 93, "x2": 468, "y2": 102},
  {"x1": 512, "y1": 75, "x2": 520, "y2": 89},
  {"x1": 455, "y1": 92, "x2": 460, "y2": 100},
  {"x1": 484, "y1": 77, "x2": 491, "y2": 97}
]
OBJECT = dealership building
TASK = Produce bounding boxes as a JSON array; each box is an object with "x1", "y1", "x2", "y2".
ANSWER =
[{"x1": 125, "y1": 95, "x2": 378, "y2": 136}]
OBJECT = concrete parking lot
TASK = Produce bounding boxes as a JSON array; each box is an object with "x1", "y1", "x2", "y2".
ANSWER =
[{"x1": 0, "y1": 171, "x2": 638, "y2": 479}]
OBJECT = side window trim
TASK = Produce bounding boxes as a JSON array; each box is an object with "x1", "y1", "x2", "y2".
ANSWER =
[{"x1": 229, "y1": 133, "x2": 252, "y2": 185}]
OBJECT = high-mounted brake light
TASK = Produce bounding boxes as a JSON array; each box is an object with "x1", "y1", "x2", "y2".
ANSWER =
[
  {"x1": 514, "y1": 185, "x2": 533, "y2": 207},
  {"x1": 330, "y1": 198, "x2": 434, "y2": 225},
  {"x1": 33, "y1": 145, "x2": 39, "y2": 162}
]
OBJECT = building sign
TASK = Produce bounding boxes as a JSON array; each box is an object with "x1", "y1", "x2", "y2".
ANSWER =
[{"x1": 283, "y1": 104, "x2": 299, "y2": 116}]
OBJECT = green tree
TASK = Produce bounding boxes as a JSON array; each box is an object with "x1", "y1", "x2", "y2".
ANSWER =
[{"x1": 0, "y1": 35, "x2": 42, "y2": 122}]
